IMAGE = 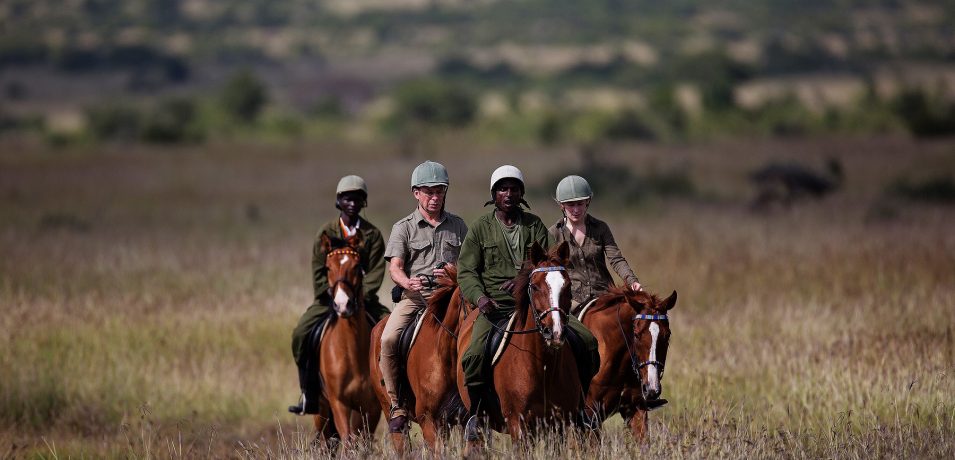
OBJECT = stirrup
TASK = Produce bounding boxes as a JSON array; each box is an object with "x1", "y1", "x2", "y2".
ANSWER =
[
  {"x1": 464, "y1": 414, "x2": 486, "y2": 442},
  {"x1": 288, "y1": 394, "x2": 307, "y2": 415}
]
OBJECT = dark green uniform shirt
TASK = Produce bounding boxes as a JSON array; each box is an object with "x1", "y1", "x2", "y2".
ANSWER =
[
  {"x1": 311, "y1": 218, "x2": 386, "y2": 307},
  {"x1": 458, "y1": 209, "x2": 552, "y2": 309}
]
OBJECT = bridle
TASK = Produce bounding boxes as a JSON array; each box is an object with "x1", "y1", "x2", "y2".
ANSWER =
[
  {"x1": 327, "y1": 248, "x2": 363, "y2": 313},
  {"x1": 487, "y1": 265, "x2": 569, "y2": 341},
  {"x1": 617, "y1": 305, "x2": 669, "y2": 381}
]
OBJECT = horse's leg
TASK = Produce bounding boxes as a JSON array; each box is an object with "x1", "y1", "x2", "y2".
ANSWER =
[
  {"x1": 327, "y1": 398, "x2": 356, "y2": 442},
  {"x1": 419, "y1": 415, "x2": 441, "y2": 456},
  {"x1": 312, "y1": 399, "x2": 340, "y2": 446},
  {"x1": 627, "y1": 408, "x2": 649, "y2": 440}
]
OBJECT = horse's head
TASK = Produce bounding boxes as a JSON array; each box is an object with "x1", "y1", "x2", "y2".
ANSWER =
[
  {"x1": 322, "y1": 233, "x2": 364, "y2": 318},
  {"x1": 525, "y1": 241, "x2": 572, "y2": 350},
  {"x1": 627, "y1": 290, "x2": 677, "y2": 402}
]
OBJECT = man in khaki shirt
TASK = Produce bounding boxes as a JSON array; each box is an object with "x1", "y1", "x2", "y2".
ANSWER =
[{"x1": 379, "y1": 160, "x2": 468, "y2": 431}]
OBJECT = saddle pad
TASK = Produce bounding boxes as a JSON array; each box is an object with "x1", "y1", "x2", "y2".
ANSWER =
[
  {"x1": 406, "y1": 310, "x2": 427, "y2": 355},
  {"x1": 575, "y1": 298, "x2": 600, "y2": 321},
  {"x1": 490, "y1": 313, "x2": 517, "y2": 367}
]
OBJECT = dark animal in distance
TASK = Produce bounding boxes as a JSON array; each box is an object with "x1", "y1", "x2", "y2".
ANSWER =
[{"x1": 749, "y1": 158, "x2": 843, "y2": 210}]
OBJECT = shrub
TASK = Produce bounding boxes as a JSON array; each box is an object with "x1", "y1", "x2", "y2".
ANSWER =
[
  {"x1": 140, "y1": 97, "x2": 204, "y2": 144},
  {"x1": 390, "y1": 79, "x2": 477, "y2": 128},
  {"x1": 892, "y1": 88, "x2": 955, "y2": 137},
  {"x1": 219, "y1": 70, "x2": 268, "y2": 123},
  {"x1": 85, "y1": 104, "x2": 142, "y2": 141}
]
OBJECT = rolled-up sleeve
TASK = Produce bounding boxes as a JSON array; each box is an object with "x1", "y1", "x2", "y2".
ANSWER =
[{"x1": 600, "y1": 222, "x2": 639, "y2": 285}]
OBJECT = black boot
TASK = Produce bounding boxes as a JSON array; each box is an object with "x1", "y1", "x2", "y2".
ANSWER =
[
  {"x1": 288, "y1": 359, "x2": 322, "y2": 415},
  {"x1": 464, "y1": 385, "x2": 490, "y2": 441}
]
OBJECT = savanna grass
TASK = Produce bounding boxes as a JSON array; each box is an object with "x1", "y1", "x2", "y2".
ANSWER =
[{"x1": 1, "y1": 137, "x2": 952, "y2": 457}]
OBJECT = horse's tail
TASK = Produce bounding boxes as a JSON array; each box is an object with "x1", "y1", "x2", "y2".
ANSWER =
[{"x1": 425, "y1": 264, "x2": 459, "y2": 319}]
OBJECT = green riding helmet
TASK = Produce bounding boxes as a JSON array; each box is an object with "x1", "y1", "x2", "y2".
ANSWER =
[
  {"x1": 555, "y1": 175, "x2": 592, "y2": 202},
  {"x1": 336, "y1": 175, "x2": 368, "y2": 196},
  {"x1": 411, "y1": 160, "x2": 450, "y2": 188}
]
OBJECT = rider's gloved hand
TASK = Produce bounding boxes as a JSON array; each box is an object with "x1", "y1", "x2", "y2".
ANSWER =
[
  {"x1": 477, "y1": 296, "x2": 497, "y2": 314},
  {"x1": 499, "y1": 279, "x2": 516, "y2": 296}
]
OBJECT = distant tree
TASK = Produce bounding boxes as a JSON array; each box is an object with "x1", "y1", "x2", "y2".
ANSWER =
[
  {"x1": 892, "y1": 87, "x2": 955, "y2": 137},
  {"x1": 141, "y1": 97, "x2": 204, "y2": 144},
  {"x1": 391, "y1": 79, "x2": 476, "y2": 127},
  {"x1": 220, "y1": 70, "x2": 268, "y2": 123},
  {"x1": 85, "y1": 104, "x2": 142, "y2": 141}
]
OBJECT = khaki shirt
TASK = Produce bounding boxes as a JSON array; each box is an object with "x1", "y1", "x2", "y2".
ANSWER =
[
  {"x1": 549, "y1": 215, "x2": 638, "y2": 305},
  {"x1": 385, "y1": 208, "x2": 468, "y2": 296}
]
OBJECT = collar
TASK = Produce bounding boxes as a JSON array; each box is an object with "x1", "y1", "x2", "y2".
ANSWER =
[
  {"x1": 339, "y1": 217, "x2": 361, "y2": 237},
  {"x1": 415, "y1": 207, "x2": 446, "y2": 227}
]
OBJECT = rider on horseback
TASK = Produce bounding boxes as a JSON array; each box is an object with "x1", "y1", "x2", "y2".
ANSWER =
[
  {"x1": 288, "y1": 175, "x2": 391, "y2": 415},
  {"x1": 457, "y1": 165, "x2": 600, "y2": 439},
  {"x1": 549, "y1": 175, "x2": 642, "y2": 314},
  {"x1": 379, "y1": 161, "x2": 468, "y2": 431}
]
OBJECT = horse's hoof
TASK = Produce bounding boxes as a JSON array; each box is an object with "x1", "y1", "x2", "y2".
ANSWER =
[{"x1": 388, "y1": 414, "x2": 409, "y2": 433}]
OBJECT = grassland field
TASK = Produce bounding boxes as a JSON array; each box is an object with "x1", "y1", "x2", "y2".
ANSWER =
[{"x1": 1, "y1": 136, "x2": 953, "y2": 458}]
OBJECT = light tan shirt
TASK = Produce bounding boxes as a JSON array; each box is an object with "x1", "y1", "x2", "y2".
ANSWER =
[{"x1": 385, "y1": 208, "x2": 468, "y2": 296}]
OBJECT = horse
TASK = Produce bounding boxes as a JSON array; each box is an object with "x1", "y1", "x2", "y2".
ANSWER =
[
  {"x1": 311, "y1": 233, "x2": 381, "y2": 443},
  {"x1": 455, "y1": 241, "x2": 584, "y2": 451},
  {"x1": 369, "y1": 264, "x2": 468, "y2": 455},
  {"x1": 578, "y1": 288, "x2": 676, "y2": 439}
]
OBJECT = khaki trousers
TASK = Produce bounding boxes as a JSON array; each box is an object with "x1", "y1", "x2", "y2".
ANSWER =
[{"x1": 379, "y1": 294, "x2": 428, "y2": 407}]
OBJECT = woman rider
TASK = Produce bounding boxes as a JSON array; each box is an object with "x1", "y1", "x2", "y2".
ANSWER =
[{"x1": 548, "y1": 175, "x2": 642, "y2": 315}]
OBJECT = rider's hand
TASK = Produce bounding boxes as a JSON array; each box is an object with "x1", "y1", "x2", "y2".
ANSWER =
[
  {"x1": 477, "y1": 296, "x2": 497, "y2": 314},
  {"x1": 433, "y1": 267, "x2": 448, "y2": 279},
  {"x1": 499, "y1": 279, "x2": 516, "y2": 296},
  {"x1": 630, "y1": 281, "x2": 643, "y2": 292},
  {"x1": 406, "y1": 277, "x2": 423, "y2": 292}
]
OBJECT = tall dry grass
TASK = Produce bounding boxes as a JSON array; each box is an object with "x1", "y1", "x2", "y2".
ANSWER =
[{"x1": 1, "y1": 137, "x2": 953, "y2": 458}]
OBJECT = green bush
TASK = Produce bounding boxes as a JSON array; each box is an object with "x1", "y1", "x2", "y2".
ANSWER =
[
  {"x1": 219, "y1": 70, "x2": 268, "y2": 123},
  {"x1": 85, "y1": 103, "x2": 142, "y2": 141},
  {"x1": 390, "y1": 79, "x2": 477, "y2": 128},
  {"x1": 141, "y1": 97, "x2": 204, "y2": 144},
  {"x1": 892, "y1": 88, "x2": 955, "y2": 137}
]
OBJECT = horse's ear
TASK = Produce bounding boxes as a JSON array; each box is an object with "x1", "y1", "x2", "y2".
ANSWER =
[
  {"x1": 320, "y1": 233, "x2": 334, "y2": 253},
  {"x1": 552, "y1": 240, "x2": 570, "y2": 265},
  {"x1": 661, "y1": 290, "x2": 677, "y2": 310},
  {"x1": 346, "y1": 232, "x2": 363, "y2": 249},
  {"x1": 529, "y1": 241, "x2": 547, "y2": 265}
]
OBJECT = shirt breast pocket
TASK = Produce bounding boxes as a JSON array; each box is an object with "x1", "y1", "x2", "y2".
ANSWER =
[
  {"x1": 443, "y1": 239, "x2": 462, "y2": 263},
  {"x1": 409, "y1": 238, "x2": 433, "y2": 261},
  {"x1": 481, "y1": 242, "x2": 498, "y2": 267}
]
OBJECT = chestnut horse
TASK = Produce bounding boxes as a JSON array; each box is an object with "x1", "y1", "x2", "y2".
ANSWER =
[
  {"x1": 370, "y1": 264, "x2": 467, "y2": 455},
  {"x1": 579, "y1": 288, "x2": 676, "y2": 439},
  {"x1": 312, "y1": 233, "x2": 381, "y2": 442},
  {"x1": 456, "y1": 241, "x2": 583, "y2": 449}
]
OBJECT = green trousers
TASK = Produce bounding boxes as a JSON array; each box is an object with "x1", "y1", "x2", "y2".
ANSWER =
[
  {"x1": 290, "y1": 298, "x2": 390, "y2": 365},
  {"x1": 461, "y1": 309, "x2": 599, "y2": 387}
]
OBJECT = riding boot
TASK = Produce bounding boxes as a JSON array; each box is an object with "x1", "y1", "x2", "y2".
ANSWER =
[
  {"x1": 288, "y1": 357, "x2": 322, "y2": 415},
  {"x1": 464, "y1": 385, "x2": 490, "y2": 441},
  {"x1": 387, "y1": 399, "x2": 409, "y2": 433}
]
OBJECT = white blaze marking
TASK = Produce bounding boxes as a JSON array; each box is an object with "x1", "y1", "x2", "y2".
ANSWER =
[
  {"x1": 647, "y1": 322, "x2": 660, "y2": 391},
  {"x1": 545, "y1": 271, "x2": 565, "y2": 341},
  {"x1": 333, "y1": 284, "x2": 350, "y2": 312}
]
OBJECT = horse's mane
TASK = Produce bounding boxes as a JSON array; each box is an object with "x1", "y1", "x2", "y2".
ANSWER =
[
  {"x1": 425, "y1": 264, "x2": 459, "y2": 319},
  {"x1": 588, "y1": 286, "x2": 664, "y2": 315}
]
